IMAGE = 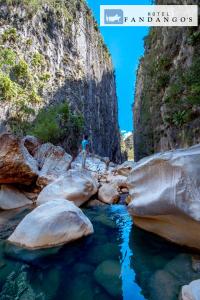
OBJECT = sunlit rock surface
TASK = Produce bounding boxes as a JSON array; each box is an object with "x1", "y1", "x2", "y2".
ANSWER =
[
  {"x1": 35, "y1": 143, "x2": 72, "y2": 187},
  {"x1": 8, "y1": 199, "x2": 94, "y2": 249},
  {"x1": 37, "y1": 169, "x2": 98, "y2": 207},
  {"x1": 71, "y1": 153, "x2": 107, "y2": 174},
  {"x1": 98, "y1": 183, "x2": 119, "y2": 204},
  {"x1": 128, "y1": 144, "x2": 200, "y2": 249},
  {"x1": 181, "y1": 279, "x2": 200, "y2": 300},
  {"x1": 0, "y1": 185, "x2": 32, "y2": 210},
  {"x1": 106, "y1": 173, "x2": 128, "y2": 189},
  {"x1": 0, "y1": 133, "x2": 38, "y2": 185},
  {"x1": 114, "y1": 161, "x2": 135, "y2": 177}
]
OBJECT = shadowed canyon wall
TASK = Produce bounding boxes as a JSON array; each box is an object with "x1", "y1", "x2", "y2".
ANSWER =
[
  {"x1": 0, "y1": 0, "x2": 121, "y2": 162},
  {"x1": 134, "y1": 0, "x2": 200, "y2": 161}
]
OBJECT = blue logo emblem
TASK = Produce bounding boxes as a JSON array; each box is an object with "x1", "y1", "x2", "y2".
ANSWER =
[{"x1": 104, "y1": 9, "x2": 124, "y2": 24}]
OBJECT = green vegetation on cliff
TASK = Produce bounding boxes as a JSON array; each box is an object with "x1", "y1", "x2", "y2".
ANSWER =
[
  {"x1": 0, "y1": 0, "x2": 120, "y2": 161},
  {"x1": 0, "y1": 1, "x2": 86, "y2": 152},
  {"x1": 28, "y1": 103, "x2": 84, "y2": 150},
  {"x1": 134, "y1": 23, "x2": 200, "y2": 161}
]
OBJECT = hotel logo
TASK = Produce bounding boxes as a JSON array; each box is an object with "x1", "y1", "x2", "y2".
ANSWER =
[
  {"x1": 101, "y1": 5, "x2": 198, "y2": 27},
  {"x1": 104, "y1": 9, "x2": 124, "y2": 24}
]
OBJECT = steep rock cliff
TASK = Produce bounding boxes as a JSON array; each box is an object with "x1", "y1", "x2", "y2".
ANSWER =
[
  {"x1": 0, "y1": 0, "x2": 121, "y2": 161},
  {"x1": 121, "y1": 132, "x2": 134, "y2": 160},
  {"x1": 134, "y1": 0, "x2": 200, "y2": 161}
]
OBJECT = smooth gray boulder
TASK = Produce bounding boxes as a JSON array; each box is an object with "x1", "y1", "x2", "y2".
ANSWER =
[
  {"x1": 8, "y1": 199, "x2": 94, "y2": 249},
  {"x1": 128, "y1": 144, "x2": 200, "y2": 249},
  {"x1": 98, "y1": 183, "x2": 119, "y2": 204},
  {"x1": 37, "y1": 169, "x2": 98, "y2": 207}
]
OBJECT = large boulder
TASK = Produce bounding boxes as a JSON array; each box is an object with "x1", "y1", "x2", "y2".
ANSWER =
[
  {"x1": 128, "y1": 144, "x2": 200, "y2": 249},
  {"x1": 180, "y1": 279, "x2": 200, "y2": 300},
  {"x1": 0, "y1": 133, "x2": 38, "y2": 185},
  {"x1": 37, "y1": 169, "x2": 98, "y2": 207},
  {"x1": 34, "y1": 143, "x2": 72, "y2": 187},
  {"x1": 98, "y1": 183, "x2": 119, "y2": 204},
  {"x1": 8, "y1": 199, "x2": 94, "y2": 249},
  {"x1": 0, "y1": 185, "x2": 32, "y2": 210},
  {"x1": 71, "y1": 153, "x2": 107, "y2": 174}
]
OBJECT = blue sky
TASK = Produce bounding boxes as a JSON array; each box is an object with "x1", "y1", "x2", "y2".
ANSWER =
[{"x1": 86, "y1": 0, "x2": 152, "y2": 132}]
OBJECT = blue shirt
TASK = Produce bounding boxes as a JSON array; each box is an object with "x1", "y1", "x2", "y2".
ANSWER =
[{"x1": 82, "y1": 139, "x2": 89, "y2": 151}]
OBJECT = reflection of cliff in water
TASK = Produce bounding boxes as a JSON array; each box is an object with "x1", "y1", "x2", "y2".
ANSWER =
[
  {"x1": 129, "y1": 225, "x2": 200, "y2": 300},
  {"x1": 111, "y1": 205, "x2": 145, "y2": 300}
]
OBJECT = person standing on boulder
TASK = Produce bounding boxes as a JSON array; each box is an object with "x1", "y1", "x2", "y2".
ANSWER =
[{"x1": 81, "y1": 134, "x2": 89, "y2": 169}]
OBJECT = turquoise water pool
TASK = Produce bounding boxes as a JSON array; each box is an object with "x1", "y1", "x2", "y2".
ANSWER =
[{"x1": 0, "y1": 205, "x2": 199, "y2": 300}]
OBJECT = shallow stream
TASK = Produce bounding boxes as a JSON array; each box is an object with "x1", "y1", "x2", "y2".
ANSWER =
[{"x1": 0, "y1": 205, "x2": 199, "y2": 300}]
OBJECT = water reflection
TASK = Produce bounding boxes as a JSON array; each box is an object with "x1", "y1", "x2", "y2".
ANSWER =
[
  {"x1": 111, "y1": 205, "x2": 145, "y2": 300},
  {"x1": 0, "y1": 205, "x2": 200, "y2": 300},
  {"x1": 130, "y1": 225, "x2": 200, "y2": 300}
]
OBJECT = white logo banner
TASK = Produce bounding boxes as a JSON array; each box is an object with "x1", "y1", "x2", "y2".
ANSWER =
[{"x1": 100, "y1": 5, "x2": 198, "y2": 27}]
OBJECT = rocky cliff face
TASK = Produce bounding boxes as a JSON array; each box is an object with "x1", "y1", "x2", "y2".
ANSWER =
[
  {"x1": 0, "y1": 0, "x2": 121, "y2": 162},
  {"x1": 134, "y1": 0, "x2": 200, "y2": 161},
  {"x1": 121, "y1": 132, "x2": 134, "y2": 160}
]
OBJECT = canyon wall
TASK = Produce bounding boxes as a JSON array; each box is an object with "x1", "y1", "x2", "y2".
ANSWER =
[
  {"x1": 134, "y1": 0, "x2": 200, "y2": 161},
  {"x1": 0, "y1": 0, "x2": 121, "y2": 161}
]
